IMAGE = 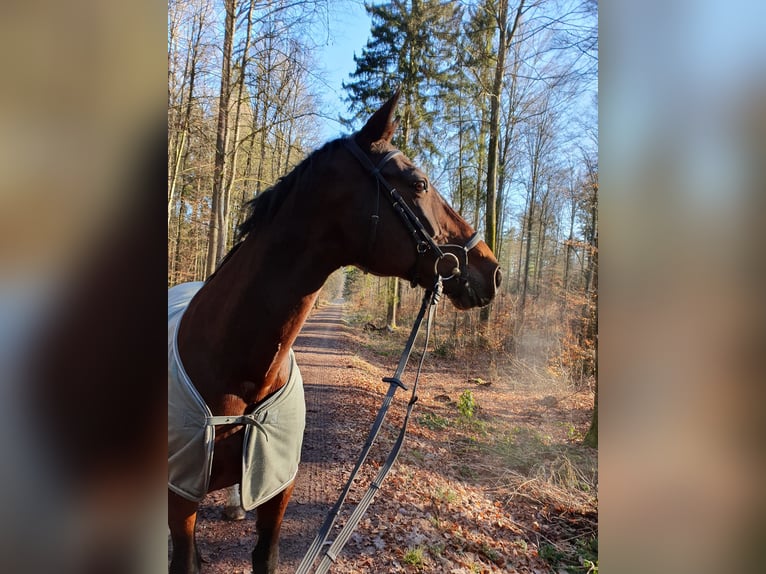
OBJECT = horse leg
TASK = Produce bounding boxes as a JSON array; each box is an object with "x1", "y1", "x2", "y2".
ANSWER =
[
  {"x1": 168, "y1": 490, "x2": 201, "y2": 574},
  {"x1": 222, "y1": 484, "x2": 246, "y2": 520},
  {"x1": 252, "y1": 481, "x2": 295, "y2": 574}
]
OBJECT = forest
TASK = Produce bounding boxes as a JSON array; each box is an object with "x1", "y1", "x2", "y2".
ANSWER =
[{"x1": 167, "y1": 0, "x2": 598, "y2": 442}]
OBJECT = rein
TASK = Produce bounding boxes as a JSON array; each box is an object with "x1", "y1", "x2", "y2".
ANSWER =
[
  {"x1": 344, "y1": 137, "x2": 481, "y2": 286},
  {"x1": 295, "y1": 279, "x2": 443, "y2": 574},
  {"x1": 295, "y1": 139, "x2": 485, "y2": 572}
]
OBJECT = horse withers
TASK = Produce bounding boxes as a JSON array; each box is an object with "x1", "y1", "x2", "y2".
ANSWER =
[{"x1": 167, "y1": 89, "x2": 501, "y2": 574}]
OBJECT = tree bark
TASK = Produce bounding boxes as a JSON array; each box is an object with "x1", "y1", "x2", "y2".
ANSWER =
[
  {"x1": 484, "y1": 0, "x2": 509, "y2": 268},
  {"x1": 481, "y1": 0, "x2": 524, "y2": 323},
  {"x1": 205, "y1": 0, "x2": 235, "y2": 276},
  {"x1": 220, "y1": 0, "x2": 256, "y2": 257},
  {"x1": 386, "y1": 276, "x2": 400, "y2": 331}
]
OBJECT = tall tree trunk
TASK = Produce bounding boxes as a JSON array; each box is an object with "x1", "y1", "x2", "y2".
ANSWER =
[
  {"x1": 193, "y1": 178, "x2": 204, "y2": 281},
  {"x1": 474, "y1": 105, "x2": 486, "y2": 231},
  {"x1": 484, "y1": 0, "x2": 508, "y2": 269},
  {"x1": 386, "y1": 100, "x2": 413, "y2": 330},
  {"x1": 481, "y1": 0, "x2": 524, "y2": 323},
  {"x1": 283, "y1": 79, "x2": 298, "y2": 169},
  {"x1": 221, "y1": 0, "x2": 256, "y2": 255},
  {"x1": 168, "y1": 10, "x2": 204, "y2": 226},
  {"x1": 515, "y1": 211, "x2": 525, "y2": 288},
  {"x1": 495, "y1": 168, "x2": 506, "y2": 261},
  {"x1": 167, "y1": 6, "x2": 180, "y2": 200},
  {"x1": 519, "y1": 180, "x2": 536, "y2": 323},
  {"x1": 255, "y1": 40, "x2": 272, "y2": 197},
  {"x1": 237, "y1": 124, "x2": 259, "y2": 230},
  {"x1": 563, "y1": 184, "x2": 576, "y2": 290},
  {"x1": 205, "y1": 0, "x2": 235, "y2": 276},
  {"x1": 495, "y1": 45, "x2": 521, "y2": 265},
  {"x1": 386, "y1": 277, "x2": 400, "y2": 331},
  {"x1": 535, "y1": 219, "x2": 544, "y2": 294},
  {"x1": 535, "y1": 191, "x2": 550, "y2": 294},
  {"x1": 457, "y1": 99, "x2": 466, "y2": 214}
]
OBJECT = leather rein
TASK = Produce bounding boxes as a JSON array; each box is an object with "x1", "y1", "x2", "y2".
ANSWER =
[
  {"x1": 296, "y1": 285, "x2": 442, "y2": 574},
  {"x1": 296, "y1": 139, "x2": 481, "y2": 574}
]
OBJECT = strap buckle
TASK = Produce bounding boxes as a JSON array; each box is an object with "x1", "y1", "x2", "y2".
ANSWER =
[{"x1": 381, "y1": 376, "x2": 408, "y2": 391}]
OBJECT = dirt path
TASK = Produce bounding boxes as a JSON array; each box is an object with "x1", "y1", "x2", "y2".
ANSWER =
[
  {"x1": 185, "y1": 299, "x2": 598, "y2": 573},
  {"x1": 195, "y1": 299, "x2": 368, "y2": 574}
]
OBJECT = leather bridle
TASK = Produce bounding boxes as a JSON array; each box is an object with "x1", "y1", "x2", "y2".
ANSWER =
[
  {"x1": 344, "y1": 137, "x2": 481, "y2": 287},
  {"x1": 295, "y1": 139, "x2": 487, "y2": 574}
]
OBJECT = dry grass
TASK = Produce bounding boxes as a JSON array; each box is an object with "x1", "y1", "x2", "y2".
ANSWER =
[{"x1": 337, "y1": 304, "x2": 599, "y2": 573}]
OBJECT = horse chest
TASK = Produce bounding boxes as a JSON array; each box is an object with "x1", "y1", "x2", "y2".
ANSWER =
[{"x1": 168, "y1": 282, "x2": 305, "y2": 509}]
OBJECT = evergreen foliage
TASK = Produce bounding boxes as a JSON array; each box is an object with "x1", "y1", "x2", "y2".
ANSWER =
[
  {"x1": 342, "y1": 0, "x2": 462, "y2": 159},
  {"x1": 168, "y1": 0, "x2": 598, "y2": 442}
]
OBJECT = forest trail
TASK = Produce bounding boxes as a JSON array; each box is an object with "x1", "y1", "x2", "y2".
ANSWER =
[
  {"x1": 188, "y1": 297, "x2": 597, "y2": 574},
  {"x1": 275, "y1": 299, "x2": 364, "y2": 573},
  {"x1": 194, "y1": 299, "x2": 372, "y2": 574}
]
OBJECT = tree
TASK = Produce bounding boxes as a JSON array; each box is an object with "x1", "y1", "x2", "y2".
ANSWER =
[
  {"x1": 478, "y1": 0, "x2": 526, "y2": 323},
  {"x1": 343, "y1": 0, "x2": 461, "y2": 159},
  {"x1": 205, "y1": 0, "x2": 236, "y2": 275},
  {"x1": 343, "y1": 0, "x2": 462, "y2": 329},
  {"x1": 168, "y1": 0, "x2": 209, "y2": 227},
  {"x1": 219, "y1": 0, "x2": 256, "y2": 255},
  {"x1": 581, "y1": 154, "x2": 598, "y2": 446},
  {"x1": 450, "y1": 1, "x2": 494, "y2": 230},
  {"x1": 517, "y1": 93, "x2": 554, "y2": 324},
  {"x1": 484, "y1": 0, "x2": 525, "y2": 274},
  {"x1": 168, "y1": 0, "x2": 328, "y2": 284},
  {"x1": 168, "y1": 0, "x2": 217, "y2": 284}
]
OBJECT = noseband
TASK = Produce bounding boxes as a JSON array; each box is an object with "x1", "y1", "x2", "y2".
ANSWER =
[{"x1": 344, "y1": 137, "x2": 480, "y2": 287}]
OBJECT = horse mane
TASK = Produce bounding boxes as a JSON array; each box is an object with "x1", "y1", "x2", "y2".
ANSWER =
[
  {"x1": 207, "y1": 138, "x2": 344, "y2": 280},
  {"x1": 235, "y1": 138, "x2": 343, "y2": 243}
]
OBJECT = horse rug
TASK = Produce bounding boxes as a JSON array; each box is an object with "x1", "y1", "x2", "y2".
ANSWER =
[{"x1": 168, "y1": 282, "x2": 305, "y2": 510}]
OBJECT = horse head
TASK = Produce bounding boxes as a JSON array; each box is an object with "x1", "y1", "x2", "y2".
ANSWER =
[{"x1": 336, "y1": 90, "x2": 502, "y2": 310}]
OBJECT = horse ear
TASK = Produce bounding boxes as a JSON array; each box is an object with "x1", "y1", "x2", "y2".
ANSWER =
[
  {"x1": 357, "y1": 88, "x2": 401, "y2": 145},
  {"x1": 383, "y1": 115, "x2": 401, "y2": 142}
]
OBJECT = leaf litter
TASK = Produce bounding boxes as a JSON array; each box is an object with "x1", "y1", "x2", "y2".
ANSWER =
[{"x1": 183, "y1": 303, "x2": 597, "y2": 573}]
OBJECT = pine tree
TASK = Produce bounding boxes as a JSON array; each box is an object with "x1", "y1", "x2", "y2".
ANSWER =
[
  {"x1": 342, "y1": 0, "x2": 462, "y2": 160},
  {"x1": 343, "y1": 0, "x2": 461, "y2": 330}
]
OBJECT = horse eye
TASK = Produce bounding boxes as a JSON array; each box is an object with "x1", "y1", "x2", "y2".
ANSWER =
[{"x1": 413, "y1": 180, "x2": 428, "y2": 193}]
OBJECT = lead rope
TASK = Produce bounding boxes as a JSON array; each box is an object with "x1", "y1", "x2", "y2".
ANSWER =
[{"x1": 295, "y1": 279, "x2": 443, "y2": 574}]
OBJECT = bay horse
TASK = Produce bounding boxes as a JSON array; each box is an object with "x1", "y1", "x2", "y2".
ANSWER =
[{"x1": 168, "y1": 90, "x2": 502, "y2": 574}]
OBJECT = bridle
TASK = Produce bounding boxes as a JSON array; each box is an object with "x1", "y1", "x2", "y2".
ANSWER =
[
  {"x1": 295, "y1": 138, "x2": 486, "y2": 574},
  {"x1": 344, "y1": 137, "x2": 481, "y2": 287}
]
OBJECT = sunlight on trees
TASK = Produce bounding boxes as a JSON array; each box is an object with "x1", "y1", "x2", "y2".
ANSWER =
[{"x1": 168, "y1": 0, "x2": 598, "y2": 426}]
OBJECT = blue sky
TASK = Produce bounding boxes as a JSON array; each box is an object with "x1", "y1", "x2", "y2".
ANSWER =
[{"x1": 312, "y1": 2, "x2": 372, "y2": 140}]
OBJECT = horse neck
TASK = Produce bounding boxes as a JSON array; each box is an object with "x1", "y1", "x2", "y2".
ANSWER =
[{"x1": 177, "y1": 224, "x2": 337, "y2": 411}]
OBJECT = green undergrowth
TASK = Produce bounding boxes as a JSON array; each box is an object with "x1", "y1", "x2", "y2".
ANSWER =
[{"x1": 417, "y1": 412, "x2": 451, "y2": 430}]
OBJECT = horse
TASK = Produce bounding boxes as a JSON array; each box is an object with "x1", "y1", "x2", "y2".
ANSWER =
[{"x1": 167, "y1": 89, "x2": 502, "y2": 574}]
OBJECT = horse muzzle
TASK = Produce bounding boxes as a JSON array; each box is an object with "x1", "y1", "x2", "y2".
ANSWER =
[{"x1": 443, "y1": 263, "x2": 501, "y2": 310}]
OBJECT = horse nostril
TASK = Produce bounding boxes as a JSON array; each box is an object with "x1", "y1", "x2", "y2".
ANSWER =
[{"x1": 494, "y1": 266, "x2": 502, "y2": 290}]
